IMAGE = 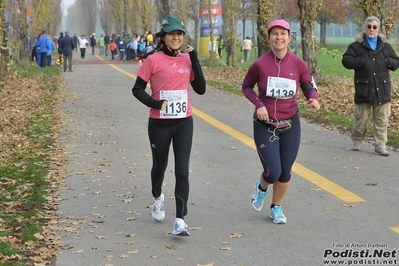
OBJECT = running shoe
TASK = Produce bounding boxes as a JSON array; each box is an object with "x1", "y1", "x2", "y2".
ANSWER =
[
  {"x1": 172, "y1": 218, "x2": 190, "y2": 236},
  {"x1": 270, "y1": 205, "x2": 287, "y2": 224},
  {"x1": 250, "y1": 179, "x2": 267, "y2": 212},
  {"x1": 151, "y1": 193, "x2": 165, "y2": 222},
  {"x1": 375, "y1": 147, "x2": 390, "y2": 156},
  {"x1": 353, "y1": 143, "x2": 361, "y2": 151}
]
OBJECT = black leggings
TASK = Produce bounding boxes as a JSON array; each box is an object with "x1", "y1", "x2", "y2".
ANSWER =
[
  {"x1": 253, "y1": 116, "x2": 301, "y2": 184},
  {"x1": 148, "y1": 116, "x2": 193, "y2": 219},
  {"x1": 80, "y1": 48, "x2": 86, "y2": 59}
]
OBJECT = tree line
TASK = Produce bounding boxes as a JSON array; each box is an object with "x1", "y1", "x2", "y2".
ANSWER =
[{"x1": 1, "y1": 0, "x2": 399, "y2": 78}]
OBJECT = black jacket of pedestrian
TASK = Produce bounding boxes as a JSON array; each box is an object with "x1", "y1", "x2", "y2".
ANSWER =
[
  {"x1": 104, "y1": 34, "x2": 110, "y2": 45},
  {"x1": 60, "y1": 34, "x2": 75, "y2": 55},
  {"x1": 58, "y1": 33, "x2": 64, "y2": 53},
  {"x1": 73, "y1": 35, "x2": 78, "y2": 47},
  {"x1": 342, "y1": 33, "x2": 399, "y2": 105},
  {"x1": 90, "y1": 35, "x2": 97, "y2": 47}
]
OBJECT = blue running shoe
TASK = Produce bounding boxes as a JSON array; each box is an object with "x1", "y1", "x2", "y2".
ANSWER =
[
  {"x1": 250, "y1": 179, "x2": 267, "y2": 212},
  {"x1": 270, "y1": 205, "x2": 287, "y2": 224},
  {"x1": 172, "y1": 218, "x2": 190, "y2": 236}
]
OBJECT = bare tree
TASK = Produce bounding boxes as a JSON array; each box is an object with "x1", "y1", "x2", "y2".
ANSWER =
[
  {"x1": 223, "y1": 0, "x2": 241, "y2": 66},
  {"x1": 48, "y1": 0, "x2": 63, "y2": 34},
  {"x1": 108, "y1": 0, "x2": 125, "y2": 34},
  {"x1": 1, "y1": 0, "x2": 63, "y2": 73},
  {"x1": 187, "y1": 0, "x2": 201, "y2": 50},
  {"x1": 297, "y1": 0, "x2": 321, "y2": 79},
  {"x1": 317, "y1": 0, "x2": 350, "y2": 47},
  {"x1": 355, "y1": 0, "x2": 399, "y2": 38},
  {"x1": 255, "y1": 0, "x2": 273, "y2": 56},
  {"x1": 99, "y1": 0, "x2": 115, "y2": 35},
  {"x1": 382, "y1": 0, "x2": 399, "y2": 39},
  {"x1": 155, "y1": 0, "x2": 170, "y2": 19},
  {"x1": 73, "y1": 0, "x2": 99, "y2": 35},
  {"x1": 64, "y1": 4, "x2": 79, "y2": 34},
  {"x1": 238, "y1": 0, "x2": 256, "y2": 40},
  {"x1": 270, "y1": 0, "x2": 289, "y2": 21},
  {"x1": 138, "y1": 0, "x2": 157, "y2": 34}
]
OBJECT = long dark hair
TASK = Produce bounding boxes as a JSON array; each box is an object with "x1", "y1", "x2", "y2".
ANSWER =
[{"x1": 137, "y1": 31, "x2": 165, "y2": 60}]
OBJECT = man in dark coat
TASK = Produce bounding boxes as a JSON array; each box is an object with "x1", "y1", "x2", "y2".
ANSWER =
[
  {"x1": 59, "y1": 31, "x2": 75, "y2": 72},
  {"x1": 57, "y1": 32, "x2": 64, "y2": 65},
  {"x1": 342, "y1": 16, "x2": 399, "y2": 156},
  {"x1": 90, "y1": 33, "x2": 97, "y2": 55},
  {"x1": 104, "y1": 33, "x2": 110, "y2": 56},
  {"x1": 73, "y1": 33, "x2": 79, "y2": 53}
]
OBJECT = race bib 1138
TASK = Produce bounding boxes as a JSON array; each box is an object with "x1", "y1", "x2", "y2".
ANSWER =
[{"x1": 266, "y1": 76, "x2": 296, "y2": 98}]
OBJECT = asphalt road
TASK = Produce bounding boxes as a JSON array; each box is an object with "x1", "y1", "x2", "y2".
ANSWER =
[{"x1": 51, "y1": 52, "x2": 399, "y2": 266}]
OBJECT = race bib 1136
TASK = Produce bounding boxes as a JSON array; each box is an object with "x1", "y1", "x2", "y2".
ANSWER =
[{"x1": 160, "y1": 90, "x2": 188, "y2": 118}]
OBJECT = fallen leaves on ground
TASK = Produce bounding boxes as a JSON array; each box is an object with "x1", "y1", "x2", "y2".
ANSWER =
[
  {"x1": 0, "y1": 71, "x2": 68, "y2": 263},
  {"x1": 1, "y1": 63, "x2": 397, "y2": 265},
  {"x1": 229, "y1": 232, "x2": 244, "y2": 238},
  {"x1": 165, "y1": 243, "x2": 184, "y2": 250}
]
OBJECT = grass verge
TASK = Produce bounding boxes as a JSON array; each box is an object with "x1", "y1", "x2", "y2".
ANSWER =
[{"x1": 0, "y1": 63, "x2": 62, "y2": 264}]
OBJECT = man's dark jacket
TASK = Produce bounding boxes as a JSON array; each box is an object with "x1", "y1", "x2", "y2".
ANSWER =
[
  {"x1": 104, "y1": 34, "x2": 110, "y2": 45},
  {"x1": 59, "y1": 34, "x2": 75, "y2": 55},
  {"x1": 58, "y1": 33, "x2": 64, "y2": 53},
  {"x1": 342, "y1": 33, "x2": 399, "y2": 105}
]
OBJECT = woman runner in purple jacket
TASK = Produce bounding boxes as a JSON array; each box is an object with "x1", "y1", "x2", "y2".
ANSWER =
[{"x1": 242, "y1": 19, "x2": 320, "y2": 224}]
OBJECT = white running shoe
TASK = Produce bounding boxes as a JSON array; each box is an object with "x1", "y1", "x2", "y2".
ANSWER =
[
  {"x1": 172, "y1": 218, "x2": 190, "y2": 236},
  {"x1": 151, "y1": 193, "x2": 165, "y2": 222}
]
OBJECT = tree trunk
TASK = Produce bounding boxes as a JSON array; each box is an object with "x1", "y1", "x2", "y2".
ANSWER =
[
  {"x1": 319, "y1": 21, "x2": 327, "y2": 47},
  {"x1": 159, "y1": 0, "x2": 170, "y2": 18},
  {"x1": 0, "y1": 0, "x2": 6, "y2": 74},
  {"x1": 297, "y1": 0, "x2": 321, "y2": 79},
  {"x1": 242, "y1": 18, "x2": 246, "y2": 40},
  {"x1": 256, "y1": 0, "x2": 272, "y2": 57},
  {"x1": 207, "y1": 0, "x2": 216, "y2": 59}
]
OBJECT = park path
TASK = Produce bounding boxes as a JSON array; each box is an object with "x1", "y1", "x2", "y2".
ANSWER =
[{"x1": 51, "y1": 52, "x2": 399, "y2": 266}]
